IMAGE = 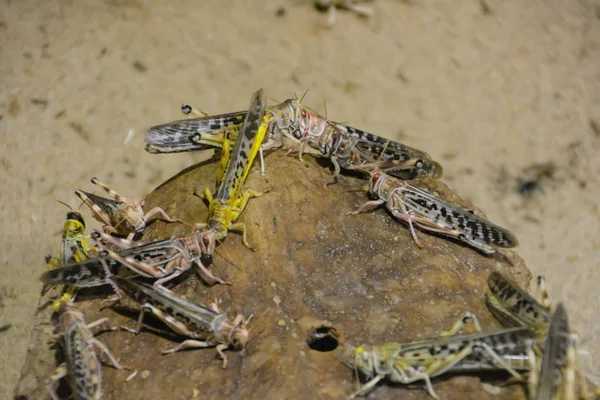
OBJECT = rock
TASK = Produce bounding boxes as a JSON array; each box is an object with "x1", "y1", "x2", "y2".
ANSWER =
[{"x1": 15, "y1": 151, "x2": 530, "y2": 400}]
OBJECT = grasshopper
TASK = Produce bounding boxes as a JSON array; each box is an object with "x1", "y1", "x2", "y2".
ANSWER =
[
  {"x1": 45, "y1": 207, "x2": 96, "y2": 270},
  {"x1": 146, "y1": 96, "x2": 443, "y2": 182},
  {"x1": 485, "y1": 271, "x2": 552, "y2": 337},
  {"x1": 350, "y1": 313, "x2": 536, "y2": 399},
  {"x1": 146, "y1": 98, "x2": 303, "y2": 176},
  {"x1": 288, "y1": 108, "x2": 443, "y2": 184},
  {"x1": 533, "y1": 302, "x2": 572, "y2": 400},
  {"x1": 194, "y1": 88, "x2": 269, "y2": 255},
  {"x1": 40, "y1": 228, "x2": 227, "y2": 288},
  {"x1": 44, "y1": 206, "x2": 97, "y2": 305},
  {"x1": 347, "y1": 170, "x2": 518, "y2": 254},
  {"x1": 91, "y1": 230, "x2": 227, "y2": 286},
  {"x1": 46, "y1": 298, "x2": 125, "y2": 400},
  {"x1": 111, "y1": 276, "x2": 250, "y2": 369},
  {"x1": 486, "y1": 274, "x2": 600, "y2": 399},
  {"x1": 75, "y1": 177, "x2": 181, "y2": 240}
]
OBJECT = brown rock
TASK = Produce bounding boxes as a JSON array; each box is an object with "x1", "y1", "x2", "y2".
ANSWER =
[{"x1": 15, "y1": 151, "x2": 530, "y2": 400}]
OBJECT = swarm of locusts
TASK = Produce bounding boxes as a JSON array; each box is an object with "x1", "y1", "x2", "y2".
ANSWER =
[{"x1": 40, "y1": 88, "x2": 599, "y2": 400}]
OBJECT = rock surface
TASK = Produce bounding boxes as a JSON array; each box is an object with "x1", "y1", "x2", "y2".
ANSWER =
[{"x1": 15, "y1": 151, "x2": 531, "y2": 400}]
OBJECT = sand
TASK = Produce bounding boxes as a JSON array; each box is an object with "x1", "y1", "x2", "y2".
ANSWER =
[{"x1": 1, "y1": 0, "x2": 599, "y2": 396}]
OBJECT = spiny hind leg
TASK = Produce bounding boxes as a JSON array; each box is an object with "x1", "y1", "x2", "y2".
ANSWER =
[
  {"x1": 143, "y1": 207, "x2": 183, "y2": 225},
  {"x1": 346, "y1": 199, "x2": 385, "y2": 215},
  {"x1": 45, "y1": 362, "x2": 67, "y2": 400},
  {"x1": 439, "y1": 312, "x2": 482, "y2": 336},
  {"x1": 534, "y1": 275, "x2": 553, "y2": 312},
  {"x1": 91, "y1": 177, "x2": 130, "y2": 204},
  {"x1": 75, "y1": 189, "x2": 113, "y2": 227},
  {"x1": 181, "y1": 103, "x2": 208, "y2": 118}
]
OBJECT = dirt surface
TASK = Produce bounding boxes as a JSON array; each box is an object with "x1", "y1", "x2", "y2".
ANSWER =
[
  {"x1": 1, "y1": 0, "x2": 600, "y2": 397},
  {"x1": 15, "y1": 154, "x2": 531, "y2": 399}
]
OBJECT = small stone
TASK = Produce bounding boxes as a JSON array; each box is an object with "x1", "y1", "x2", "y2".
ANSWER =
[
  {"x1": 140, "y1": 370, "x2": 151, "y2": 380},
  {"x1": 273, "y1": 295, "x2": 281, "y2": 306},
  {"x1": 271, "y1": 281, "x2": 277, "y2": 288},
  {"x1": 278, "y1": 319, "x2": 286, "y2": 326}
]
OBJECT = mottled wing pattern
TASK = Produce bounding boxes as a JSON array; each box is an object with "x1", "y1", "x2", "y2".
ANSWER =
[
  {"x1": 113, "y1": 277, "x2": 218, "y2": 335},
  {"x1": 65, "y1": 325, "x2": 102, "y2": 400},
  {"x1": 337, "y1": 125, "x2": 442, "y2": 179},
  {"x1": 78, "y1": 191, "x2": 122, "y2": 219},
  {"x1": 486, "y1": 272, "x2": 551, "y2": 332},
  {"x1": 536, "y1": 303, "x2": 569, "y2": 400},
  {"x1": 399, "y1": 185, "x2": 519, "y2": 248},
  {"x1": 214, "y1": 88, "x2": 267, "y2": 204},
  {"x1": 41, "y1": 238, "x2": 177, "y2": 286},
  {"x1": 145, "y1": 111, "x2": 247, "y2": 153},
  {"x1": 396, "y1": 327, "x2": 533, "y2": 372}
]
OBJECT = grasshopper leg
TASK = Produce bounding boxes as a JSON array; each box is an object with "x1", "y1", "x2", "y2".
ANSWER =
[
  {"x1": 346, "y1": 199, "x2": 385, "y2": 215},
  {"x1": 92, "y1": 338, "x2": 127, "y2": 370},
  {"x1": 46, "y1": 362, "x2": 67, "y2": 400},
  {"x1": 439, "y1": 312, "x2": 482, "y2": 336}
]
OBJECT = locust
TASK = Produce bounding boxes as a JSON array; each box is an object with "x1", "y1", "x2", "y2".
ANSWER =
[
  {"x1": 40, "y1": 228, "x2": 227, "y2": 288},
  {"x1": 46, "y1": 298, "x2": 125, "y2": 400},
  {"x1": 92, "y1": 230, "x2": 226, "y2": 286},
  {"x1": 145, "y1": 96, "x2": 442, "y2": 182},
  {"x1": 289, "y1": 107, "x2": 443, "y2": 183},
  {"x1": 532, "y1": 302, "x2": 572, "y2": 400},
  {"x1": 485, "y1": 271, "x2": 552, "y2": 337},
  {"x1": 486, "y1": 274, "x2": 600, "y2": 399},
  {"x1": 347, "y1": 170, "x2": 518, "y2": 254},
  {"x1": 349, "y1": 312, "x2": 536, "y2": 399},
  {"x1": 146, "y1": 97, "x2": 302, "y2": 176},
  {"x1": 44, "y1": 206, "x2": 98, "y2": 305},
  {"x1": 194, "y1": 88, "x2": 269, "y2": 255},
  {"x1": 45, "y1": 207, "x2": 96, "y2": 270},
  {"x1": 75, "y1": 177, "x2": 181, "y2": 240},
  {"x1": 111, "y1": 276, "x2": 250, "y2": 369}
]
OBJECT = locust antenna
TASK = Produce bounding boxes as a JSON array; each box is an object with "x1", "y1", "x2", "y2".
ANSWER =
[
  {"x1": 299, "y1": 88, "x2": 310, "y2": 103},
  {"x1": 57, "y1": 200, "x2": 73, "y2": 210}
]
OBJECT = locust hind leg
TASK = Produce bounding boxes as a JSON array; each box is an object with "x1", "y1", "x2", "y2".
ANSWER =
[
  {"x1": 46, "y1": 362, "x2": 67, "y2": 400},
  {"x1": 438, "y1": 312, "x2": 482, "y2": 336},
  {"x1": 92, "y1": 338, "x2": 127, "y2": 370},
  {"x1": 346, "y1": 199, "x2": 385, "y2": 216},
  {"x1": 427, "y1": 342, "x2": 525, "y2": 382},
  {"x1": 535, "y1": 275, "x2": 554, "y2": 313},
  {"x1": 91, "y1": 177, "x2": 130, "y2": 204},
  {"x1": 75, "y1": 189, "x2": 114, "y2": 230},
  {"x1": 181, "y1": 103, "x2": 208, "y2": 118},
  {"x1": 348, "y1": 374, "x2": 385, "y2": 399},
  {"x1": 142, "y1": 207, "x2": 184, "y2": 226}
]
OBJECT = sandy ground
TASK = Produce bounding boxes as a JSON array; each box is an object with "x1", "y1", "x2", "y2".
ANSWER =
[{"x1": 1, "y1": 0, "x2": 599, "y2": 397}]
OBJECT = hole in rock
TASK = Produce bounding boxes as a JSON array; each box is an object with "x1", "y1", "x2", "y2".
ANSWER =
[{"x1": 306, "y1": 326, "x2": 339, "y2": 352}]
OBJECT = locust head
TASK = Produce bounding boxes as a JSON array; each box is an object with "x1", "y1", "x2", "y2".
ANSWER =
[
  {"x1": 196, "y1": 229, "x2": 217, "y2": 258},
  {"x1": 354, "y1": 345, "x2": 376, "y2": 379},
  {"x1": 368, "y1": 170, "x2": 384, "y2": 195}
]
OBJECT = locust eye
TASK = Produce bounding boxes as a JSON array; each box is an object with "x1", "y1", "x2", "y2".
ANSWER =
[
  {"x1": 91, "y1": 231, "x2": 101, "y2": 240},
  {"x1": 371, "y1": 171, "x2": 381, "y2": 183},
  {"x1": 202, "y1": 236, "x2": 211, "y2": 246},
  {"x1": 99, "y1": 250, "x2": 109, "y2": 257},
  {"x1": 415, "y1": 159, "x2": 424, "y2": 168}
]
